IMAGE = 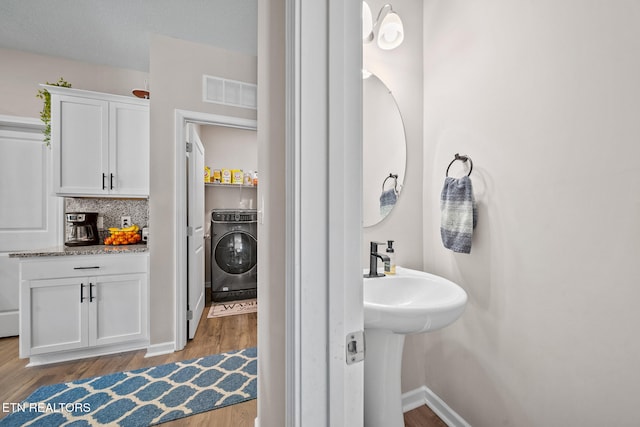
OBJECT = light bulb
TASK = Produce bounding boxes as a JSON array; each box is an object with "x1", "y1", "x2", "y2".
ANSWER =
[{"x1": 377, "y1": 11, "x2": 404, "y2": 50}]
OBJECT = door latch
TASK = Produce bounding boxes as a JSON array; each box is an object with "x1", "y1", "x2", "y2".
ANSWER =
[{"x1": 346, "y1": 331, "x2": 365, "y2": 365}]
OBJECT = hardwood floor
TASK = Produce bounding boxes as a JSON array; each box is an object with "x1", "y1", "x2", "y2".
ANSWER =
[
  {"x1": 0, "y1": 302, "x2": 443, "y2": 426},
  {"x1": 0, "y1": 306, "x2": 258, "y2": 426},
  {"x1": 404, "y1": 404, "x2": 449, "y2": 427}
]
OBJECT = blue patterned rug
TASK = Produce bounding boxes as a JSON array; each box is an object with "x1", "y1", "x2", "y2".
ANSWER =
[{"x1": 0, "y1": 347, "x2": 257, "y2": 426}]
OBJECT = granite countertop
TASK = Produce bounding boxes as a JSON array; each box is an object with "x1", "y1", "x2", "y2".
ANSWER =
[{"x1": 9, "y1": 244, "x2": 148, "y2": 258}]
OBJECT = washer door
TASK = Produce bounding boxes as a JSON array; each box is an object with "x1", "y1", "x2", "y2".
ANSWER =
[{"x1": 214, "y1": 231, "x2": 257, "y2": 275}]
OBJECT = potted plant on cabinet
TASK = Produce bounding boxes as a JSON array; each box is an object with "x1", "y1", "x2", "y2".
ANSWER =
[{"x1": 36, "y1": 77, "x2": 72, "y2": 147}]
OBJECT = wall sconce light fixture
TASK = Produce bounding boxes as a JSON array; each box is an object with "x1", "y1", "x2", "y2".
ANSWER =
[{"x1": 362, "y1": 2, "x2": 404, "y2": 50}]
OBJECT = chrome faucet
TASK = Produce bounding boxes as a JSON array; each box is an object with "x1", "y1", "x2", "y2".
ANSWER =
[{"x1": 365, "y1": 241, "x2": 390, "y2": 278}]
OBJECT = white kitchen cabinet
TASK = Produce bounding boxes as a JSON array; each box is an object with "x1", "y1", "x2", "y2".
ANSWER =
[
  {"x1": 91, "y1": 273, "x2": 147, "y2": 347},
  {"x1": 19, "y1": 253, "x2": 149, "y2": 365},
  {"x1": 28, "y1": 277, "x2": 89, "y2": 355},
  {"x1": 47, "y1": 86, "x2": 149, "y2": 197},
  {"x1": 109, "y1": 102, "x2": 149, "y2": 196}
]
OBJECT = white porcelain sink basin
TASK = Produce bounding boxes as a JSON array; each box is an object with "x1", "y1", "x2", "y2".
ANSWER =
[
  {"x1": 364, "y1": 267, "x2": 468, "y2": 334},
  {"x1": 362, "y1": 267, "x2": 468, "y2": 427}
]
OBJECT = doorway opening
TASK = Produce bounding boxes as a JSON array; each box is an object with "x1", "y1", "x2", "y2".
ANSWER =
[{"x1": 174, "y1": 109, "x2": 258, "y2": 350}]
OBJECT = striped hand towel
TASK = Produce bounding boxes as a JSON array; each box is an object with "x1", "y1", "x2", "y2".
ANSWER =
[
  {"x1": 440, "y1": 176, "x2": 477, "y2": 253},
  {"x1": 380, "y1": 188, "x2": 398, "y2": 217}
]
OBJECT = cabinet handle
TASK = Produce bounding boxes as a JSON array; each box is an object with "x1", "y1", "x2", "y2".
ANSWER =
[
  {"x1": 89, "y1": 283, "x2": 95, "y2": 302},
  {"x1": 73, "y1": 266, "x2": 100, "y2": 270},
  {"x1": 110, "y1": 173, "x2": 114, "y2": 190},
  {"x1": 80, "y1": 283, "x2": 86, "y2": 303},
  {"x1": 102, "y1": 173, "x2": 107, "y2": 190}
]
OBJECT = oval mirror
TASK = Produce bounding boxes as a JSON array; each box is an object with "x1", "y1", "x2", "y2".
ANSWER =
[{"x1": 362, "y1": 72, "x2": 407, "y2": 227}]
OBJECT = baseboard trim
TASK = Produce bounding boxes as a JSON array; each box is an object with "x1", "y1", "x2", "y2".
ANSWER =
[
  {"x1": 402, "y1": 385, "x2": 471, "y2": 427},
  {"x1": 144, "y1": 341, "x2": 176, "y2": 358},
  {"x1": 27, "y1": 341, "x2": 149, "y2": 367}
]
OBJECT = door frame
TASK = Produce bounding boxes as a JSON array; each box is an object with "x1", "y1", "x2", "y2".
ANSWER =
[
  {"x1": 174, "y1": 109, "x2": 257, "y2": 350},
  {"x1": 283, "y1": 0, "x2": 364, "y2": 424}
]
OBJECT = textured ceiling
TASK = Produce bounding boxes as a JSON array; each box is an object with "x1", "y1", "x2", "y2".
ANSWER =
[{"x1": 0, "y1": 0, "x2": 257, "y2": 71}]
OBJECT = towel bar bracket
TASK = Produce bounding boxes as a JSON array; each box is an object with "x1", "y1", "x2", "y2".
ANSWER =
[
  {"x1": 382, "y1": 173, "x2": 399, "y2": 191},
  {"x1": 446, "y1": 153, "x2": 473, "y2": 177}
]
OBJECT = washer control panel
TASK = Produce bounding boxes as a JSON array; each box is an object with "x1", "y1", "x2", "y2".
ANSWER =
[{"x1": 212, "y1": 209, "x2": 258, "y2": 223}]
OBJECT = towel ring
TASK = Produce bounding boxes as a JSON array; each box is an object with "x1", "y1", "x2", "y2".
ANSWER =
[
  {"x1": 382, "y1": 173, "x2": 398, "y2": 191},
  {"x1": 446, "y1": 153, "x2": 473, "y2": 177}
]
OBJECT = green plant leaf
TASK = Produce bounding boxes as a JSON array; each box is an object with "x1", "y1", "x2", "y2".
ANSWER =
[{"x1": 37, "y1": 78, "x2": 72, "y2": 147}]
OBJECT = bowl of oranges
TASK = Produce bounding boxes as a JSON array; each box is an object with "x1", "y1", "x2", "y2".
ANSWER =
[{"x1": 104, "y1": 224, "x2": 142, "y2": 246}]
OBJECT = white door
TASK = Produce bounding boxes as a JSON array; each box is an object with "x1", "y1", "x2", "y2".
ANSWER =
[
  {"x1": 186, "y1": 124, "x2": 206, "y2": 339},
  {"x1": 0, "y1": 117, "x2": 62, "y2": 337}
]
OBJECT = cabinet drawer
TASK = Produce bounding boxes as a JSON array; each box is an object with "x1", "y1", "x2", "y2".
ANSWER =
[{"x1": 20, "y1": 254, "x2": 148, "y2": 280}]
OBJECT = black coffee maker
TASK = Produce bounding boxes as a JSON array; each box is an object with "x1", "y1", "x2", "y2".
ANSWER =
[{"x1": 65, "y1": 212, "x2": 100, "y2": 246}]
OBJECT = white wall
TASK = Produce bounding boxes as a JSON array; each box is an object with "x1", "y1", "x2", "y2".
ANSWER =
[
  {"x1": 202, "y1": 125, "x2": 257, "y2": 173},
  {"x1": 148, "y1": 35, "x2": 256, "y2": 345},
  {"x1": 362, "y1": 0, "x2": 424, "y2": 271},
  {"x1": 256, "y1": 0, "x2": 287, "y2": 425},
  {"x1": 419, "y1": 1, "x2": 640, "y2": 425},
  {"x1": 0, "y1": 47, "x2": 148, "y2": 118}
]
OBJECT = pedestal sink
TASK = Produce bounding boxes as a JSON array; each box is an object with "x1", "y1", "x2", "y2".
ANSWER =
[{"x1": 363, "y1": 267, "x2": 467, "y2": 427}]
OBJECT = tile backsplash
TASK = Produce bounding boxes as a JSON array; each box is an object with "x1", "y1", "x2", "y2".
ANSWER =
[{"x1": 65, "y1": 198, "x2": 149, "y2": 240}]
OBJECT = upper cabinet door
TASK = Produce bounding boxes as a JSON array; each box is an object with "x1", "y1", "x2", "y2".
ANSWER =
[
  {"x1": 109, "y1": 102, "x2": 150, "y2": 197},
  {"x1": 47, "y1": 86, "x2": 149, "y2": 198},
  {"x1": 52, "y1": 94, "x2": 109, "y2": 195}
]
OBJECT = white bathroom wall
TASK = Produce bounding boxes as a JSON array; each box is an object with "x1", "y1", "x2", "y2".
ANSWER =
[
  {"x1": 362, "y1": 0, "x2": 424, "y2": 270},
  {"x1": 419, "y1": 1, "x2": 640, "y2": 425}
]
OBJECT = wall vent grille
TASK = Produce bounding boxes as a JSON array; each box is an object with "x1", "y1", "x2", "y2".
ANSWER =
[{"x1": 202, "y1": 75, "x2": 257, "y2": 110}]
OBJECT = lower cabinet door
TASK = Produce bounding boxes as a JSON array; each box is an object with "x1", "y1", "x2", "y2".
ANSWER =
[
  {"x1": 90, "y1": 273, "x2": 148, "y2": 347},
  {"x1": 25, "y1": 278, "x2": 89, "y2": 356}
]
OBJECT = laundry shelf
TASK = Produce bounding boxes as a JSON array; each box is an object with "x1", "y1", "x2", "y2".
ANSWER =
[{"x1": 205, "y1": 182, "x2": 257, "y2": 189}]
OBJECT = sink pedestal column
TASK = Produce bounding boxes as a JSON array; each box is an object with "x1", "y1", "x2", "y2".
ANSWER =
[{"x1": 364, "y1": 328, "x2": 406, "y2": 427}]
